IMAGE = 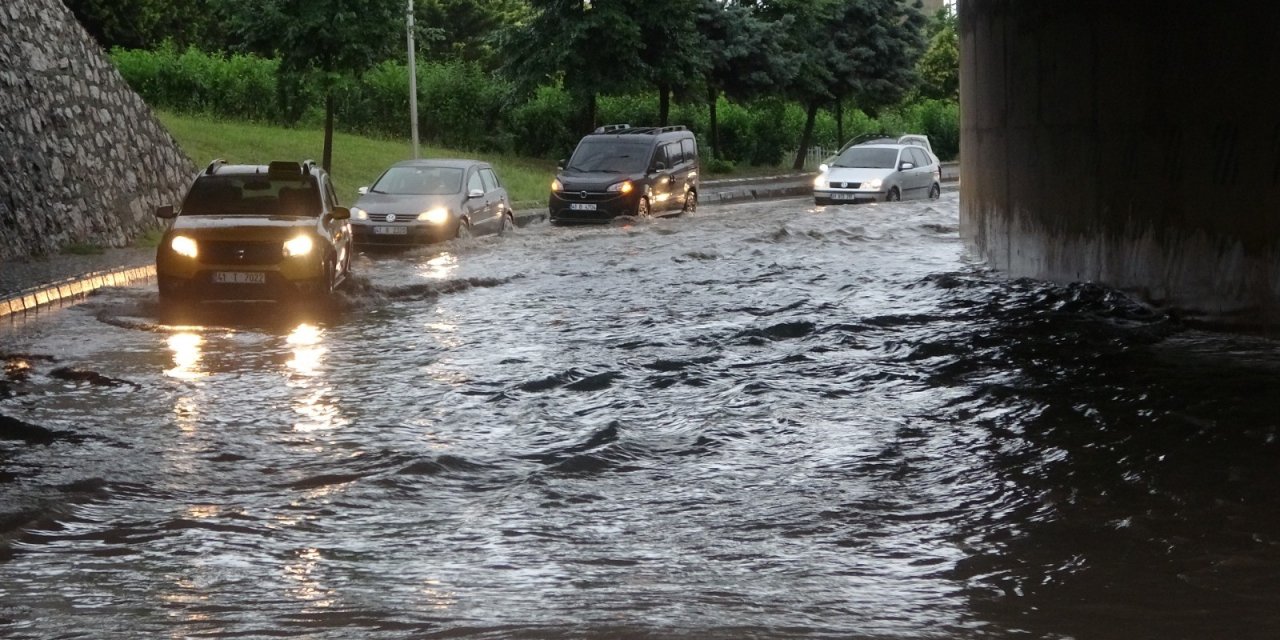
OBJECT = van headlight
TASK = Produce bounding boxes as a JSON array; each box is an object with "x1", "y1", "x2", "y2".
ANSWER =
[
  {"x1": 419, "y1": 207, "x2": 450, "y2": 224},
  {"x1": 170, "y1": 235, "x2": 198, "y2": 258},
  {"x1": 607, "y1": 180, "x2": 633, "y2": 194},
  {"x1": 551, "y1": 178, "x2": 564, "y2": 192},
  {"x1": 283, "y1": 235, "x2": 314, "y2": 257}
]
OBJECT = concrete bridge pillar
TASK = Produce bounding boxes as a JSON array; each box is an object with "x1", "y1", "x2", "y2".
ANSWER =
[{"x1": 959, "y1": 1, "x2": 1280, "y2": 322}]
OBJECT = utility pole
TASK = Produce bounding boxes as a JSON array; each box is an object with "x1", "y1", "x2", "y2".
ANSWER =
[{"x1": 407, "y1": 0, "x2": 420, "y2": 159}]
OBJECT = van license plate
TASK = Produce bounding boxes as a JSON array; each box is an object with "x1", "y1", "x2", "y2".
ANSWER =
[
  {"x1": 569, "y1": 203, "x2": 597, "y2": 211},
  {"x1": 213, "y1": 271, "x2": 265, "y2": 284},
  {"x1": 374, "y1": 226, "x2": 408, "y2": 235}
]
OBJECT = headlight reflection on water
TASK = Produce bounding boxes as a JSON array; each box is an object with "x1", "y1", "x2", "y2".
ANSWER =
[
  {"x1": 166, "y1": 332, "x2": 206, "y2": 380},
  {"x1": 284, "y1": 323, "x2": 350, "y2": 434}
]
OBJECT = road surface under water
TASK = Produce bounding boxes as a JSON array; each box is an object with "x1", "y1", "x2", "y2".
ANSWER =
[{"x1": 2, "y1": 194, "x2": 1279, "y2": 639}]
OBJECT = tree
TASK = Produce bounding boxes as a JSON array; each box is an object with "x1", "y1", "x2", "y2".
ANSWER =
[
  {"x1": 632, "y1": 0, "x2": 708, "y2": 126},
  {"x1": 503, "y1": 0, "x2": 646, "y2": 134},
  {"x1": 64, "y1": 0, "x2": 225, "y2": 51},
  {"x1": 762, "y1": 0, "x2": 925, "y2": 170},
  {"x1": 916, "y1": 7, "x2": 959, "y2": 101},
  {"x1": 696, "y1": 1, "x2": 794, "y2": 159},
  {"x1": 221, "y1": 0, "x2": 401, "y2": 172},
  {"x1": 415, "y1": 0, "x2": 532, "y2": 70}
]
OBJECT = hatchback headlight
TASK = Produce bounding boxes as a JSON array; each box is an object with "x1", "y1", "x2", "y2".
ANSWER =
[
  {"x1": 283, "y1": 235, "x2": 314, "y2": 257},
  {"x1": 607, "y1": 180, "x2": 633, "y2": 194},
  {"x1": 864, "y1": 178, "x2": 883, "y2": 191},
  {"x1": 419, "y1": 207, "x2": 450, "y2": 224},
  {"x1": 170, "y1": 235, "x2": 198, "y2": 258},
  {"x1": 351, "y1": 207, "x2": 369, "y2": 220},
  {"x1": 813, "y1": 174, "x2": 827, "y2": 188}
]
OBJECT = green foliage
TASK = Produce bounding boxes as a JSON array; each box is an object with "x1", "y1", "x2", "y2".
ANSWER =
[
  {"x1": 64, "y1": 0, "x2": 225, "y2": 50},
  {"x1": 111, "y1": 45, "x2": 280, "y2": 122},
  {"x1": 917, "y1": 9, "x2": 960, "y2": 101}
]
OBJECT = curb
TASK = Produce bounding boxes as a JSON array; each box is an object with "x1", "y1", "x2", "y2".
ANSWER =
[{"x1": 0, "y1": 265, "x2": 156, "y2": 320}]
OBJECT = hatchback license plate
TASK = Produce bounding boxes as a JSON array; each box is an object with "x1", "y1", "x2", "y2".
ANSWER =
[
  {"x1": 213, "y1": 271, "x2": 265, "y2": 284},
  {"x1": 569, "y1": 203, "x2": 597, "y2": 211},
  {"x1": 374, "y1": 226, "x2": 408, "y2": 235},
  {"x1": 832, "y1": 193, "x2": 858, "y2": 200}
]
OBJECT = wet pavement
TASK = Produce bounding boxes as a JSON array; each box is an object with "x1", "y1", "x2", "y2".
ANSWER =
[{"x1": 3, "y1": 192, "x2": 1279, "y2": 639}]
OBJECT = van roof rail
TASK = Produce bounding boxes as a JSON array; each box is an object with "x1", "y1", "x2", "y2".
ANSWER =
[{"x1": 593, "y1": 123, "x2": 632, "y2": 134}]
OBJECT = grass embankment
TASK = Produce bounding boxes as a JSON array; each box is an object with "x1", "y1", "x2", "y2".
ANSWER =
[{"x1": 157, "y1": 111, "x2": 558, "y2": 208}]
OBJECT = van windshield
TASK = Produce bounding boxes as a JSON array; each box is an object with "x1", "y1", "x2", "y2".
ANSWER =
[{"x1": 565, "y1": 140, "x2": 651, "y2": 174}]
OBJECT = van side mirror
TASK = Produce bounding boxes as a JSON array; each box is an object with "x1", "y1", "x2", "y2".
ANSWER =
[
  {"x1": 557, "y1": 159, "x2": 566, "y2": 170},
  {"x1": 155, "y1": 205, "x2": 176, "y2": 219},
  {"x1": 652, "y1": 161, "x2": 667, "y2": 173}
]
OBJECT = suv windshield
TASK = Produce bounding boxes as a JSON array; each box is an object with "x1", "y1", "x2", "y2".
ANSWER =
[
  {"x1": 181, "y1": 175, "x2": 320, "y2": 217},
  {"x1": 832, "y1": 147, "x2": 899, "y2": 169},
  {"x1": 566, "y1": 140, "x2": 651, "y2": 174},
  {"x1": 370, "y1": 166, "x2": 463, "y2": 195}
]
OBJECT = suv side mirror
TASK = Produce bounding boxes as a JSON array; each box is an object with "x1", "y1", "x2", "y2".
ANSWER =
[
  {"x1": 155, "y1": 204, "x2": 176, "y2": 219},
  {"x1": 330, "y1": 206, "x2": 351, "y2": 221},
  {"x1": 357, "y1": 186, "x2": 369, "y2": 195}
]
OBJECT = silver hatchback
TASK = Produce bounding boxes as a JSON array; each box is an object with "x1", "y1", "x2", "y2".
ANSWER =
[
  {"x1": 349, "y1": 159, "x2": 513, "y2": 246},
  {"x1": 813, "y1": 143, "x2": 942, "y2": 205}
]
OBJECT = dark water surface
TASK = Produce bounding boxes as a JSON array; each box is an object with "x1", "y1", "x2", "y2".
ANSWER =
[{"x1": 2, "y1": 194, "x2": 1279, "y2": 639}]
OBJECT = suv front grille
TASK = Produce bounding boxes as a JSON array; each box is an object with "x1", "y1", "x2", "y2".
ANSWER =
[{"x1": 200, "y1": 240, "x2": 282, "y2": 266}]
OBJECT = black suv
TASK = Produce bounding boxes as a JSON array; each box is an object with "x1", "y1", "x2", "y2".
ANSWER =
[{"x1": 549, "y1": 124, "x2": 699, "y2": 223}]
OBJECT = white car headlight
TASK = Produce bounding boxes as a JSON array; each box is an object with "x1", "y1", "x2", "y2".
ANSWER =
[
  {"x1": 864, "y1": 178, "x2": 883, "y2": 191},
  {"x1": 170, "y1": 235, "x2": 198, "y2": 258},
  {"x1": 419, "y1": 207, "x2": 450, "y2": 224},
  {"x1": 813, "y1": 174, "x2": 827, "y2": 188},
  {"x1": 351, "y1": 207, "x2": 369, "y2": 220},
  {"x1": 283, "y1": 235, "x2": 314, "y2": 257}
]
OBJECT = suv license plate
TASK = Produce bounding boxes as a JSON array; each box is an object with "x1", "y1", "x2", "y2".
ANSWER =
[
  {"x1": 569, "y1": 203, "x2": 597, "y2": 211},
  {"x1": 213, "y1": 271, "x2": 265, "y2": 284},
  {"x1": 373, "y1": 226, "x2": 408, "y2": 235}
]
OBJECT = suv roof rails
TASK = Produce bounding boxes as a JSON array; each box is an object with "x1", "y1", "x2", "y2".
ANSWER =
[
  {"x1": 300, "y1": 159, "x2": 317, "y2": 175},
  {"x1": 204, "y1": 158, "x2": 226, "y2": 175}
]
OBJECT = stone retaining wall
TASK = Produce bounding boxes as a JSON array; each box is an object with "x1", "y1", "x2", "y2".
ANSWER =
[{"x1": 0, "y1": 0, "x2": 193, "y2": 260}]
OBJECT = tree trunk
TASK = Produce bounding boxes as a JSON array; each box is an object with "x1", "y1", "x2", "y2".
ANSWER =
[
  {"x1": 584, "y1": 92, "x2": 598, "y2": 133},
  {"x1": 707, "y1": 86, "x2": 719, "y2": 160},
  {"x1": 792, "y1": 100, "x2": 820, "y2": 171},
  {"x1": 322, "y1": 92, "x2": 335, "y2": 173},
  {"x1": 835, "y1": 96, "x2": 844, "y2": 146},
  {"x1": 658, "y1": 82, "x2": 671, "y2": 126}
]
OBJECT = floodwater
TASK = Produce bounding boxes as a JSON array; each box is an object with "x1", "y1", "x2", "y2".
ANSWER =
[{"x1": 2, "y1": 194, "x2": 1279, "y2": 639}]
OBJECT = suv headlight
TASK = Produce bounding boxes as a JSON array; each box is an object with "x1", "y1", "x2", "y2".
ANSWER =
[
  {"x1": 419, "y1": 207, "x2": 450, "y2": 224},
  {"x1": 351, "y1": 207, "x2": 369, "y2": 220},
  {"x1": 170, "y1": 235, "x2": 198, "y2": 258},
  {"x1": 606, "y1": 180, "x2": 633, "y2": 194},
  {"x1": 283, "y1": 235, "x2": 314, "y2": 257}
]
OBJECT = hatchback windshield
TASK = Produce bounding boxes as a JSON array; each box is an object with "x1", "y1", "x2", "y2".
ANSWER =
[
  {"x1": 371, "y1": 166, "x2": 463, "y2": 195},
  {"x1": 566, "y1": 140, "x2": 651, "y2": 174},
  {"x1": 832, "y1": 147, "x2": 899, "y2": 169}
]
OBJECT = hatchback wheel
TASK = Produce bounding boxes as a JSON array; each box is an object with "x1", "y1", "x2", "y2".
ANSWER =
[
  {"x1": 929, "y1": 183, "x2": 941, "y2": 200},
  {"x1": 499, "y1": 213, "x2": 515, "y2": 235},
  {"x1": 682, "y1": 191, "x2": 697, "y2": 214},
  {"x1": 455, "y1": 219, "x2": 472, "y2": 240},
  {"x1": 886, "y1": 187, "x2": 901, "y2": 202},
  {"x1": 636, "y1": 197, "x2": 651, "y2": 218}
]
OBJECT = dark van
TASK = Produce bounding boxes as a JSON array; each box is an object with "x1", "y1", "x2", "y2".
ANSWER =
[{"x1": 549, "y1": 124, "x2": 699, "y2": 223}]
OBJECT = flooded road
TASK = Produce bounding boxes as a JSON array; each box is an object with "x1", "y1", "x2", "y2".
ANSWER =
[{"x1": 2, "y1": 194, "x2": 1279, "y2": 639}]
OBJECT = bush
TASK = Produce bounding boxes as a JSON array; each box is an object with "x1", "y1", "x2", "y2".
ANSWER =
[{"x1": 506, "y1": 85, "x2": 576, "y2": 159}]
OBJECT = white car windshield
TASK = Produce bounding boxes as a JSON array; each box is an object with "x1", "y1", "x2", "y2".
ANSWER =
[{"x1": 832, "y1": 147, "x2": 899, "y2": 169}]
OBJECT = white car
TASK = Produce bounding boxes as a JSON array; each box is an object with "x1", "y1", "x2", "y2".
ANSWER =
[{"x1": 813, "y1": 143, "x2": 942, "y2": 205}]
